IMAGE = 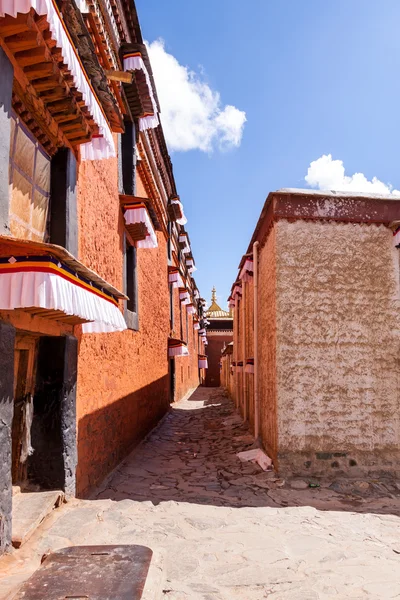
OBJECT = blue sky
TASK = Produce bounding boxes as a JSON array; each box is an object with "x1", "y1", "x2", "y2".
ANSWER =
[{"x1": 136, "y1": 0, "x2": 400, "y2": 306}]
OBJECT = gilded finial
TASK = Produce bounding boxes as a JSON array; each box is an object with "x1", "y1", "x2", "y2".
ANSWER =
[{"x1": 211, "y1": 286, "x2": 217, "y2": 303}]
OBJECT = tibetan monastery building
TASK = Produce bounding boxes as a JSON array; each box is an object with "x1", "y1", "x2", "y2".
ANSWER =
[
  {"x1": 0, "y1": 0, "x2": 205, "y2": 554},
  {"x1": 203, "y1": 288, "x2": 233, "y2": 387},
  {"x1": 224, "y1": 189, "x2": 400, "y2": 479}
]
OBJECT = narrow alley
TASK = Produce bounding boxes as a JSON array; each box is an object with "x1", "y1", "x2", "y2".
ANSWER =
[{"x1": 1, "y1": 388, "x2": 400, "y2": 600}]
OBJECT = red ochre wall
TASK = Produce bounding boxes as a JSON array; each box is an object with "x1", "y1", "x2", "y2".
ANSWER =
[
  {"x1": 170, "y1": 284, "x2": 201, "y2": 402},
  {"x1": 74, "y1": 145, "x2": 198, "y2": 497},
  {"x1": 205, "y1": 334, "x2": 233, "y2": 387}
]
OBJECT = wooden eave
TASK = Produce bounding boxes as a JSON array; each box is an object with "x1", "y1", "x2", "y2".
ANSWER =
[
  {"x1": 0, "y1": 10, "x2": 97, "y2": 154},
  {"x1": 238, "y1": 252, "x2": 253, "y2": 271},
  {"x1": 168, "y1": 200, "x2": 184, "y2": 223},
  {"x1": 118, "y1": 0, "x2": 142, "y2": 43},
  {"x1": 58, "y1": 0, "x2": 124, "y2": 133},
  {"x1": 120, "y1": 42, "x2": 160, "y2": 119},
  {"x1": 120, "y1": 193, "x2": 161, "y2": 231},
  {"x1": 0, "y1": 235, "x2": 127, "y2": 299},
  {"x1": 136, "y1": 139, "x2": 168, "y2": 239},
  {"x1": 84, "y1": 9, "x2": 127, "y2": 115}
]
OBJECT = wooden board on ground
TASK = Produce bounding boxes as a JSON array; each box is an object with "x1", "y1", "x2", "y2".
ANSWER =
[
  {"x1": 12, "y1": 490, "x2": 63, "y2": 548},
  {"x1": 14, "y1": 545, "x2": 153, "y2": 600}
]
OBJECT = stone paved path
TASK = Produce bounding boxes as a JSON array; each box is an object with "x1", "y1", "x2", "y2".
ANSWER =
[{"x1": 1, "y1": 387, "x2": 400, "y2": 599}]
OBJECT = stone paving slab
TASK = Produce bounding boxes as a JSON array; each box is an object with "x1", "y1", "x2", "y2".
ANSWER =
[{"x1": 1, "y1": 387, "x2": 400, "y2": 599}]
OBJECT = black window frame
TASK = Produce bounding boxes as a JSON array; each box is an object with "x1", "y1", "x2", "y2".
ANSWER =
[{"x1": 119, "y1": 119, "x2": 139, "y2": 331}]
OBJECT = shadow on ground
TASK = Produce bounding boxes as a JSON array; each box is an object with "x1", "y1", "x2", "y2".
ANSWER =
[{"x1": 95, "y1": 387, "x2": 400, "y2": 517}]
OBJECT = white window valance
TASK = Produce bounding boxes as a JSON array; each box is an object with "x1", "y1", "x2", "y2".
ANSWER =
[
  {"x1": 0, "y1": 0, "x2": 115, "y2": 160},
  {"x1": 186, "y1": 303, "x2": 196, "y2": 315},
  {"x1": 193, "y1": 322, "x2": 200, "y2": 330},
  {"x1": 178, "y1": 234, "x2": 190, "y2": 254},
  {"x1": 124, "y1": 203, "x2": 158, "y2": 249},
  {"x1": 239, "y1": 257, "x2": 254, "y2": 282},
  {"x1": 179, "y1": 289, "x2": 190, "y2": 303},
  {"x1": 168, "y1": 339, "x2": 189, "y2": 357},
  {"x1": 123, "y1": 52, "x2": 159, "y2": 132},
  {"x1": 168, "y1": 268, "x2": 183, "y2": 288},
  {"x1": 0, "y1": 255, "x2": 126, "y2": 333},
  {"x1": 185, "y1": 258, "x2": 197, "y2": 273},
  {"x1": 198, "y1": 356, "x2": 208, "y2": 369},
  {"x1": 245, "y1": 359, "x2": 254, "y2": 374},
  {"x1": 171, "y1": 198, "x2": 188, "y2": 226}
]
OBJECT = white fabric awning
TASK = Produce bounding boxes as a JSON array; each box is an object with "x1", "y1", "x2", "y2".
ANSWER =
[
  {"x1": 186, "y1": 303, "x2": 196, "y2": 315},
  {"x1": 0, "y1": 255, "x2": 126, "y2": 333},
  {"x1": 124, "y1": 203, "x2": 158, "y2": 249},
  {"x1": 198, "y1": 356, "x2": 208, "y2": 369},
  {"x1": 171, "y1": 198, "x2": 188, "y2": 225},
  {"x1": 168, "y1": 339, "x2": 189, "y2": 357},
  {"x1": 168, "y1": 268, "x2": 184, "y2": 288},
  {"x1": 185, "y1": 258, "x2": 197, "y2": 273},
  {"x1": 123, "y1": 53, "x2": 159, "y2": 132},
  {"x1": 0, "y1": 0, "x2": 115, "y2": 160},
  {"x1": 245, "y1": 359, "x2": 255, "y2": 374},
  {"x1": 232, "y1": 284, "x2": 242, "y2": 299},
  {"x1": 179, "y1": 289, "x2": 190, "y2": 304},
  {"x1": 239, "y1": 257, "x2": 254, "y2": 282},
  {"x1": 178, "y1": 234, "x2": 190, "y2": 254}
]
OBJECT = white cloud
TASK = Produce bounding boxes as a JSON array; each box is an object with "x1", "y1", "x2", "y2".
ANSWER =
[
  {"x1": 146, "y1": 39, "x2": 246, "y2": 153},
  {"x1": 305, "y1": 154, "x2": 400, "y2": 196}
]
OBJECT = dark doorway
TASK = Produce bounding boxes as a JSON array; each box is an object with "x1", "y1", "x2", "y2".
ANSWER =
[
  {"x1": 28, "y1": 336, "x2": 77, "y2": 494},
  {"x1": 169, "y1": 358, "x2": 175, "y2": 403},
  {"x1": 11, "y1": 335, "x2": 37, "y2": 487}
]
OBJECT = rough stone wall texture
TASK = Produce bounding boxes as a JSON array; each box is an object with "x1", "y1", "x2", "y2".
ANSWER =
[
  {"x1": 205, "y1": 333, "x2": 233, "y2": 387},
  {"x1": 275, "y1": 220, "x2": 400, "y2": 477},
  {"x1": 75, "y1": 147, "x2": 200, "y2": 495},
  {"x1": 0, "y1": 321, "x2": 15, "y2": 554},
  {"x1": 75, "y1": 150, "x2": 166, "y2": 497},
  {"x1": 231, "y1": 305, "x2": 240, "y2": 408},
  {"x1": 169, "y1": 286, "x2": 201, "y2": 402},
  {"x1": 257, "y1": 227, "x2": 278, "y2": 461},
  {"x1": 244, "y1": 279, "x2": 255, "y2": 430},
  {"x1": 221, "y1": 354, "x2": 234, "y2": 396}
]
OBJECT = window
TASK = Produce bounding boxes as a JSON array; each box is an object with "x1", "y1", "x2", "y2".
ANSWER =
[
  {"x1": 181, "y1": 366, "x2": 184, "y2": 383},
  {"x1": 167, "y1": 221, "x2": 172, "y2": 260},
  {"x1": 125, "y1": 241, "x2": 138, "y2": 330},
  {"x1": 9, "y1": 115, "x2": 50, "y2": 242},
  {"x1": 120, "y1": 119, "x2": 138, "y2": 330},
  {"x1": 188, "y1": 366, "x2": 190, "y2": 379},
  {"x1": 49, "y1": 147, "x2": 77, "y2": 255},
  {"x1": 169, "y1": 283, "x2": 174, "y2": 329},
  {"x1": 120, "y1": 119, "x2": 136, "y2": 195}
]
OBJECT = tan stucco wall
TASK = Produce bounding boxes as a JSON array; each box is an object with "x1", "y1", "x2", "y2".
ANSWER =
[
  {"x1": 257, "y1": 227, "x2": 278, "y2": 461},
  {"x1": 275, "y1": 220, "x2": 400, "y2": 477}
]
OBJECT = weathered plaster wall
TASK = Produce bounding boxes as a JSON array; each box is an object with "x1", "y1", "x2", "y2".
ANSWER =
[
  {"x1": 174, "y1": 310, "x2": 200, "y2": 402},
  {"x1": 75, "y1": 148, "x2": 200, "y2": 495},
  {"x1": 244, "y1": 279, "x2": 255, "y2": 429},
  {"x1": 205, "y1": 333, "x2": 233, "y2": 387},
  {"x1": 75, "y1": 150, "x2": 171, "y2": 497},
  {"x1": 275, "y1": 220, "x2": 400, "y2": 477},
  {"x1": 257, "y1": 227, "x2": 278, "y2": 461}
]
